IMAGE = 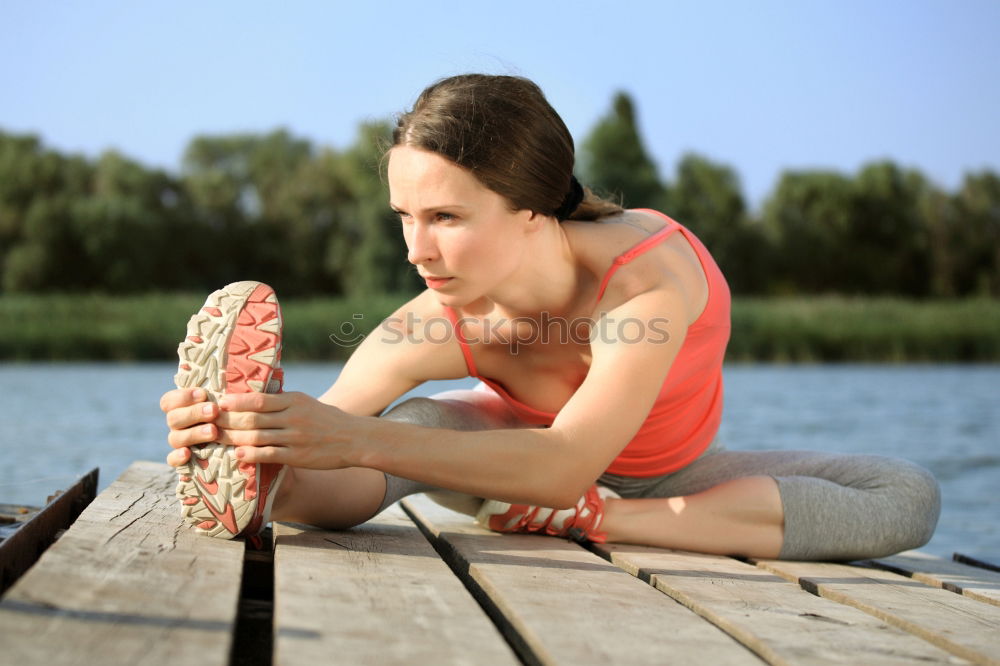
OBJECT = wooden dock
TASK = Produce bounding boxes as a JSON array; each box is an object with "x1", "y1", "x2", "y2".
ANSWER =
[{"x1": 1, "y1": 461, "x2": 998, "y2": 665}]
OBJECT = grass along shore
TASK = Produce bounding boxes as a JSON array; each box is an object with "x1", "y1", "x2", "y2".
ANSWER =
[{"x1": 0, "y1": 293, "x2": 998, "y2": 362}]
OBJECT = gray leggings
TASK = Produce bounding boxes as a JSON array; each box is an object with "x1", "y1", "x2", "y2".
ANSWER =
[{"x1": 376, "y1": 391, "x2": 941, "y2": 561}]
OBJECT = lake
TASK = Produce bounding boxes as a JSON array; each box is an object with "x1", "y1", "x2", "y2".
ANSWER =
[{"x1": 1, "y1": 362, "x2": 996, "y2": 559}]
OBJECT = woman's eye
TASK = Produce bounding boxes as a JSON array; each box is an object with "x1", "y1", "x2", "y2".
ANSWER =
[{"x1": 437, "y1": 212, "x2": 454, "y2": 221}]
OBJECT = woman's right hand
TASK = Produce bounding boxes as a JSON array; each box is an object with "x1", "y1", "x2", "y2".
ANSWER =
[{"x1": 160, "y1": 387, "x2": 219, "y2": 467}]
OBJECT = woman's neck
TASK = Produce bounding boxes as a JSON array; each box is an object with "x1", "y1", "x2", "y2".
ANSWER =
[{"x1": 471, "y1": 220, "x2": 589, "y2": 321}]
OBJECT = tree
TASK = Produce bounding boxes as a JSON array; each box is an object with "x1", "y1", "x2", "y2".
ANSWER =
[
  {"x1": 667, "y1": 153, "x2": 768, "y2": 293},
  {"x1": 182, "y1": 129, "x2": 311, "y2": 221},
  {"x1": 578, "y1": 92, "x2": 667, "y2": 210},
  {"x1": 180, "y1": 129, "x2": 315, "y2": 293},
  {"x1": 3, "y1": 119, "x2": 991, "y2": 299},
  {"x1": 270, "y1": 147, "x2": 354, "y2": 295},
  {"x1": 921, "y1": 185, "x2": 961, "y2": 297},
  {"x1": 0, "y1": 132, "x2": 93, "y2": 292},
  {"x1": 4, "y1": 195, "x2": 79, "y2": 292},
  {"x1": 760, "y1": 170, "x2": 856, "y2": 294},
  {"x1": 848, "y1": 161, "x2": 930, "y2": 296},
  {"x1": 761, "y1": 162, "x2": 938, "y2": 296},
  {"x1": 72, "y1": 150, "x2": 186, "y2": 291},
  {"x1": 953, "y1": 170, "x2": 1000, "y2": 297},
  {"x1": 330, "y1": 122, "x2": 416, "y2": 297}
]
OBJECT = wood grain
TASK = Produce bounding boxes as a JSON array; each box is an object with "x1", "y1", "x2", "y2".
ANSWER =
[
  {"x1": 758, "y1": 558, "x2": 1000, "y2": 665},
  {"x1": 0, "y1": 461, "x2": 244, "y2": 666},
  {"x1": 403, "y1": 495, "x2": 761, "y2": 666},
  {"x1": 595, "y1": 544, "x2": 962, "y2": 665},
  {"x1": 955, "y1": 553, "x2": 1000, "y2": 574},
  {"x1": 272, "y1": 503, "x2": 518, "y2": 666},
  {"x1": 869, "y1": 550, "x2": 1000, "y2": 607},
  {"x1": 0, "y1": 467, "x2": 97, "y2": 595}
]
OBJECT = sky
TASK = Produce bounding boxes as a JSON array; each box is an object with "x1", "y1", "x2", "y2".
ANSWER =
[{"x1": 2, "y1": 0, "x2": 998, "y2": 211}]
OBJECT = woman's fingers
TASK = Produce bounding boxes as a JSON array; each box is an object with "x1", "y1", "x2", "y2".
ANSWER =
[
  {"x1": 164, "y1": 392, "x2": 292, "y2": 450},
  {"x1": 167, "y1": 423, "x2": 218, "y2": 449},
  {"x1": 166, "y1": 401, "x2": 218, "y2": 430},
  {"x1": 213, "y1": 409, "x2": 280, "y2": 430},
  {"x1": 165, "y1": 446, "x2": 191, "y2": 467},
  {"x1": 212, "y1": 393, "x2": 296, "y2": 447},
  {"x1": 213, "y1": 426, "x2": 286, "y2": 448},
  {"x1": 162, "y1": 388, "x2": 222, "y2": 464},
  {"x1": 218, "y1": 391, "x2": 293, "y2": 413},
  {"x1": 233, "y1": 445, "x2": 288, "y2": 465},
  {"x1": 160, "y1": 387, "x2": 208, "y2": 413}
]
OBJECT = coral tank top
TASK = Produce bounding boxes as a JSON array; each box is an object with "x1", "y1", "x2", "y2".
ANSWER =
[{"x1": 444, "y1": 210, "x2": 731, "y2": 477}]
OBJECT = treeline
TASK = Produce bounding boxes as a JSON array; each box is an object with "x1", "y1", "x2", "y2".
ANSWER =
[
  {"x1": 583, "y1": 94, "x2": 1000, "y2": 298},
  {"x1": 1, "y1": 92, "x2": 997, "y2": 298},
  {"x1": 0, "y1": 123, "x2": 412, "y2": 297}
]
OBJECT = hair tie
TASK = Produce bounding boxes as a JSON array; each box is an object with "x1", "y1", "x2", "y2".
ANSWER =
[{"x1": 553, "y1": 176, "x2": 585, "y2": 220}]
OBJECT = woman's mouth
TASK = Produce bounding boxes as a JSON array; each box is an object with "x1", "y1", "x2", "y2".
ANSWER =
[{"x1": 424, "y1": 276, "x2": 453, "y2": 289}]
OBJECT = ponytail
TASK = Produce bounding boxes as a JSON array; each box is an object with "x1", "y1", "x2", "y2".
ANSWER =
[{"x1": 566, "y1": 186, "x2": 625, "y2": 222}]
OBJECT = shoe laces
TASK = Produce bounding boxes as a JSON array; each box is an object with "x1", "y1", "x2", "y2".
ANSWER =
[{"x1": 510, "y1": 485, "x2": 610, "y2": 543}]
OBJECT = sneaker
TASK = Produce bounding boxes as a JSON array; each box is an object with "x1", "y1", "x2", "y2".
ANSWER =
[
  {"x1": 173, "y1": 280, "x2": 287, "y2": 548},
  {"x1": 476, "y1": 485, "x2": 619, "y2": 544}
]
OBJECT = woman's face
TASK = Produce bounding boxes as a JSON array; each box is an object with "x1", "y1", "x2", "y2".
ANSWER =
[{"x1": 387, "y1": 145, "x2": 533, "y2": 306}]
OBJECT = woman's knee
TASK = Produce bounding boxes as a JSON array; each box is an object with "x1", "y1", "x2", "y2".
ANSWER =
[
  {"x1": 779, "y1": 455, "x2": 942, "y2": 559},
  {"x1": 861, "y1": 457, "x2": 941, "y2": 552},
  {"x1": 379, "y1": 395, "x2": 512, "y2": 431},
  {"x1": 893, "y1": 459, "x2": 942, "y2": 549},
  {"x1": 381, "y1": 397, "x2": 448, "y2": 425}
]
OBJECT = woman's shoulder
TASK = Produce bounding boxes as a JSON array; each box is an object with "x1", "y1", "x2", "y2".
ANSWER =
[
  {"x1": 566, "y1": 209, "x2": 708, "y2": 323},
  {"x1": 565, "y1": 209, "x2": 671, "y2": 256},
  {"x1": 564, "y1": 209, "x2": 674, "y2": 283}
]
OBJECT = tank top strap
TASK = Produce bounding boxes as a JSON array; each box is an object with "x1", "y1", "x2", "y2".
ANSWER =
[
  {"x1": 443, "y1": 306, "x2": 479, "y2": 377},
  {"x1": 595, "y1": 217, "x2": 681, "y2": 304}
]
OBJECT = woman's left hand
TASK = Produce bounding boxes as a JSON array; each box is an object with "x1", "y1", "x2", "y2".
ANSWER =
[{"x1": 212, "y1": 391, "x2": 357, "y2": 469}]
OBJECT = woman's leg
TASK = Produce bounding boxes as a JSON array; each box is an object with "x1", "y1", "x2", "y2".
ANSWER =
[
  {"x1": 271, "y1": 387, "x2": 524, "y2": 528},
  {"x1": 599, "y1": 450, "x2": 941, "y2": 561},
  {"x1": 371, "y1": 389, "x2": 531, "y2": 517},
  {"x1": 601, "y1": 475, "x2": 784, "y2": 558}
]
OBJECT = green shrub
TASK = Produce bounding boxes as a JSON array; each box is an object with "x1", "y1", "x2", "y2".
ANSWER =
[{"x1": 1, "y1": 293, "x2": 997, "y2": 362}]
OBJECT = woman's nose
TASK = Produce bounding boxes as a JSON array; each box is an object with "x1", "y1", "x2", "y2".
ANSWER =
[{"x1": 406, "y1": 223, "x2": 439, "y2": 265}]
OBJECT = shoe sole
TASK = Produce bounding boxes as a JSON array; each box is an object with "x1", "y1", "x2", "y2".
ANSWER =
[{"x1": 173, "y1": 281, "x2": 283, "y2": 539}]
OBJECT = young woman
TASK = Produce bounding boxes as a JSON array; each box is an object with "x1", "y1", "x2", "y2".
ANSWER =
[{"x1": 161, "y1": 74, "x2": 940, "y2": 560}]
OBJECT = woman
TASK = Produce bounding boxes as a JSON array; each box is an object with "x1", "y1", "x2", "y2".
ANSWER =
[{"x1": 162, "y1": 74, "x2": 940, "y2": 560}]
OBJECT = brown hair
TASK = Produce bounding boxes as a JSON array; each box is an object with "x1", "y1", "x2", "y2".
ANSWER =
[{"x1": 391, "y1": 74, "x2": 622, "y2": 222}]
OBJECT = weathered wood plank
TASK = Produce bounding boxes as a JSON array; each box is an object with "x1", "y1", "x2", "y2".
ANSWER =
[
  {"x1": 272, "y1": 503, "x2": 518, "y2": 666},
  {"x1": 402, "y1": 494, "x2": 762, "y2": 666},
  {"x1": 0, "y1": 503, "x2": 41, "y2": 543},
  {"x1": 758, "y1": 558, "x2": 1000, "y2": 665},
  {"x1": 0, "y1": 468, "x2": 98, "y2": 595},
  {"x1": 594, "y1": 544, "x2": 962, "y2": 665},
  {"x1": 869, "y1": 550, "x2": 1000, "y2": 607},
  {"x1": 0, "y1": 461, "x2": 245, "y2": 666},
  {"x1": 956, "y1": 553, "x2": 1000, "y2": 574}
]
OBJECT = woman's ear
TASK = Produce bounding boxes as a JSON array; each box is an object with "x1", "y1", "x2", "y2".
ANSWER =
[{"x1": 523, "y1": 209, "x2": 549, "y2": 234}]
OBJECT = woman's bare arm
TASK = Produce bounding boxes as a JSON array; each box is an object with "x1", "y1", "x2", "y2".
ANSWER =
[
  {"x1": 223, "y1": 280, "x2": 693, "y2": 508},
  {"x1": 349, "y1": 285, "x2": 690, "y2": 507},
  {"x1": 162, "y1": 290, "x2": 464, "y2": 463},
  {"x1": 317, "y1": 289, "x2": 470, "y2": 416}
]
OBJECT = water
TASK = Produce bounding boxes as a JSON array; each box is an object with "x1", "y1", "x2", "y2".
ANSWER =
[{"x1": 1, "y1": 362, "x2": 997, "y2": 559}]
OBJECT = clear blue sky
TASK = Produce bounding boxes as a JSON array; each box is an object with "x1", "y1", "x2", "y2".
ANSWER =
[{"x1": 2, "y1": 0, "x2": 998, "y2": 211}]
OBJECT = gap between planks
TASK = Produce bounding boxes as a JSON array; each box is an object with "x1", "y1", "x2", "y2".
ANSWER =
[
  {"x1": 0, "y1": 461, "x2": 245, "y2": 666},
  {"x1": 272, "y1": 503, "x2": 519, "y2": 666},
  {"x1": 866, "y1": 550, "x2": 1000, "y2": 607},
  {"x1": 589, "y1": 542, "x2": 965, "y2": 665},
  {"x1": 757, "y1": 557, "x2": 1000, "y2": 665},
  {"x1": 402, "y1": 494, "x2": 763, "y2": 666}
]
